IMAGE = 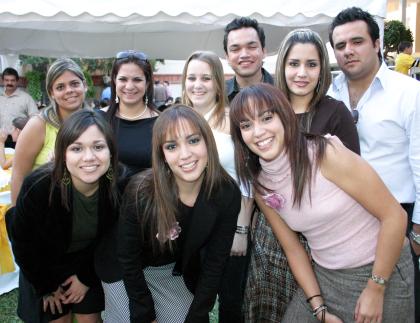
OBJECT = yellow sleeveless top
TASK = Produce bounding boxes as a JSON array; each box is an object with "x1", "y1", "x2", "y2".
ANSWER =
[{"x1": 33, "y1": 122, "x2": 59, "y2": 169}]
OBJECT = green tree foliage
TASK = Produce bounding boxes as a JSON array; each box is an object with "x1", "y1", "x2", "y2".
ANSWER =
[
  {"x1": 384, "y1": 20, "x2": 413, "y2": 59},
  {"x1": 24, "y1": 70, "x2": 43, "y2": 101}
]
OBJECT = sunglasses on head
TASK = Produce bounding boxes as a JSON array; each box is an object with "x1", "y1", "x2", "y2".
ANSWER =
[
  {"x1": 116, "y1": 50, "x2": 148, "y2": 61},
  {"x1": 351, "y1": 109, "x2": 359, "y2": 124}
]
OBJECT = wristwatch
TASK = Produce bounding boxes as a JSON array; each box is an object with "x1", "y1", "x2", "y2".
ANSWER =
[{"x1": 410, "y1": 230, "x2": 420, "y2": 245}]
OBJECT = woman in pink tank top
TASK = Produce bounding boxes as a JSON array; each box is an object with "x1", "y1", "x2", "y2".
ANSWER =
[{"x1": 229, "y1": 83, "x2": 414, "y2": 323}]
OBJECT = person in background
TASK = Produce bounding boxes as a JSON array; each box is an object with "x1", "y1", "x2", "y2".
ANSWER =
[
  {"x1": 7, "y1": 110, "x2": 118, "y2": 323},
  {"x1": 395, "y1": 41, "x2": 415, "y2": 76},
  {"x1": 0, "y1": 68, "x2": 38, "y2": 130},
  {"x1": 163, "y1": 80, "x2": 172, "y2": 98},
  {"x1": 327, "y1": 8, "x2": 420, "y2": 321},
  {"x1": 0, "y1": 67, "x2": 38, "y2": 148},
  {"x1": 0, "y1": 116, "x2": 29, "y2": 169},
  {"x1": 118, "y1": 106, "x2": 241, "y2": 322},
  {"x1": 181, "y1": 50, "x2": 254, "y2": 323},
  {"x1": 100, "y1": 99, "x2": 109, "y2": 108},
  {"x1": 223, "y1": 17, "x2": 273, "y2": 103},
  {"x1": 230, "y1": 83, "x2": 414, "y2": 323},
  {"x1": 153, "y1": 80, "x2": 168, "y2": 108}
]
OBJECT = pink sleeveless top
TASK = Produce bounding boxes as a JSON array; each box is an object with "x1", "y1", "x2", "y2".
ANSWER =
[{"x1": 258, "y1": 148, "x2": 380, "y2": 269}]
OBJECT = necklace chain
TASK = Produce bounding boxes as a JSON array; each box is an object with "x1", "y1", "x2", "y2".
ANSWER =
[{"x1": 118, "y1": 106, "x2": 148, "y2": 120}]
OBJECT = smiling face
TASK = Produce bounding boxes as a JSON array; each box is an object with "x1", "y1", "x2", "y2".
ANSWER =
[
  {"x1": 115, "y1": 62, "x2": 147, "y2": 107},
  {"x1": 285, "y1": 43, "x2": 321, "y2": 107},
  {"x1": 65, "y1": 125, "x2": 111, "y2": 195},
  {"x1": 163, "y1": 120, "x2": 208, "y2": 189},
  {"x1": 331, "y1": 20, "x2": 380, "y2": 81},
  {"x1": 50, "y1": 70, "x2": 86, "y2": 118},
  {"x1": 185, "y1": 59, "x2": 217, "y2": 110},
  {"x1": 239, "y1": 105, "x2": 284, "y2": 162},
  {"x1": 225, "y1": 27, "x2": 266, "y2": 80}
]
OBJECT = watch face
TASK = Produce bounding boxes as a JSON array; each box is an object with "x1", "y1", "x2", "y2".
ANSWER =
[{"x1": 411, "y1": 231, "x2": 420, "y2": 244}]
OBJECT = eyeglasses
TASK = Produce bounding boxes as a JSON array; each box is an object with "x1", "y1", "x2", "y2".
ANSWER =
[
  {"x1": 116, "y1": 50, "x2": 148, "y2": 61},
  {"x1": 351, "y1": 109, "x2": 359, "y2": 124}
]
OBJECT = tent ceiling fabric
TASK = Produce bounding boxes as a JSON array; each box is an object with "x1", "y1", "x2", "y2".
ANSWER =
[{"x1": 0, "y1": 0, "x2": 387, "y2": 59}]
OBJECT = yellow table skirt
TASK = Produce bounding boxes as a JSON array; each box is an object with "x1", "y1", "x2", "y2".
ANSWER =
[{"x1": 0, "y1": 203, "x2": 14, "y2": 274}]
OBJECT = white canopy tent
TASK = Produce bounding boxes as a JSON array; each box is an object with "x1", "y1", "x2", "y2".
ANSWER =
[{"x1": 0, "y1": 0, "x2": 387, "y2": 59}]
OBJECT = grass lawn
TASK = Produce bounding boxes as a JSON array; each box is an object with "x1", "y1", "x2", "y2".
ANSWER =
[
  {"x1": 0, "y1": 288, "x2": 219, "y2": 323},
  {"x1": 0, "y1": 288, "x2": 21, "y2": 322}
]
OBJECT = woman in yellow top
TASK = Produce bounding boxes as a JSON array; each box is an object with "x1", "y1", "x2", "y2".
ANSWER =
[
  {"x1": 11, "y1": 58, "x2": 87, "y2": 205},
  {"x1": 395, "y1": 41, "x2": 414, "y2": 75}
]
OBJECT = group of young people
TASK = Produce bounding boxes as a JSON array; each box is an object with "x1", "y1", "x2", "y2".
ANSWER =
[{"x1": 4, "y1": 5, "x2": 419, "y2": 323}]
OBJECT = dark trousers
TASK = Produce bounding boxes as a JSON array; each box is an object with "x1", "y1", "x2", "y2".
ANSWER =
[
  {"x1": 218, "y1": 251, "x2": 250, "y2": 323},
  {"x1": 402, "y1": 203, "x2": 420, "y2": 323}
]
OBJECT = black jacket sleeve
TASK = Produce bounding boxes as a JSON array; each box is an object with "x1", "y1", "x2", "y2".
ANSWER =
[
  {"x1": 118, "y1": 197, "x2": 156, "y2": 323},
  {"x1": 185, "y1": 182, "x2": 241, "y2": 322},
  {"x1": 6, "y1": 174, "x2": 54, "y2": 296}
]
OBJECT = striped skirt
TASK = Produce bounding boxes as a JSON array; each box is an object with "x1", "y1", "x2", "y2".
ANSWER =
[{"x1": 102, "y1": 263, "x2": 193, "y2": 323}]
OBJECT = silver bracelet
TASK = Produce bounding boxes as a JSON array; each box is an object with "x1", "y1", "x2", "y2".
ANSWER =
[
  {"x1": 370, "y1": 273, "x2": 387, "y2": 286},
  {"x1": 236, "y1": 225, "x2": 249, "y2": 234},
  {"x1": 312, "y1": 304, "x2": 327, "y2": 317}
]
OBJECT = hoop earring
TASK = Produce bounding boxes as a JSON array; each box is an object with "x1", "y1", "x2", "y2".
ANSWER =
[
  {"x1": 115, "y1": 96, "x2": 119, "y2": 104},
  {"x1": 106, "y1": 166, "x2": 114, "y2": 181},
  {"x1": 62, "y1": 168, "x2": 71, "y2": 186}
]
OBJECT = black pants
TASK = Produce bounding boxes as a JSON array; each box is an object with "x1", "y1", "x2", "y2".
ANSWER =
[
  {"x1": 218, "y1": 246, "x2": 251, "y2": 323},
  {"x1": 402, "y1": 203, "x2": 420, "y2": 323}
]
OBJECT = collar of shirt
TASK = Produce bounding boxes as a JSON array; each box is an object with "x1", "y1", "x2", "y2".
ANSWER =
[
  {"x1": 1, "y1": 87, "x2": 21, "y2": 98},
  {"x1": 331, "y1": 63, "x2": 390, "y2": 111},
  {"x1": 226, "y1": 68, "x2": 274, "y2": 102}
]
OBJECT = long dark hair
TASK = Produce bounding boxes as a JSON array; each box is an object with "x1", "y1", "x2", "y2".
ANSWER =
[
  {"x1": 105, "y1": 52, "x2": 158, "y2": 128},
  {"x1": 230, "y1": 83, "x2": 327, "y2": 207},
  {"x1": 122, "y1": 105, "x2": 232, "y2": 251},
  {"x1": 51, "y1": 110, "x2": 119, "y2": 210}
]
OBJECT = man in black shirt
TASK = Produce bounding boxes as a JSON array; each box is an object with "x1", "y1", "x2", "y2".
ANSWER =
[{"x1": 224, "y1": 17, "x2": 273, "y2": 103}]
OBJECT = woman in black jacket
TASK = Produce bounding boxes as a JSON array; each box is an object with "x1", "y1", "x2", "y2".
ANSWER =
[
  {"x1": 7, "y1": 110, "x2": 119, "y2": 322},
  {"x1": 114, "y1": 105, "x2": 241, "y2": 323}
]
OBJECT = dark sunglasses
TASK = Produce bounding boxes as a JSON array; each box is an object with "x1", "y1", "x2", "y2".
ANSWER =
[
  {"x1": 116, "y1": 50, "x2": 148, "y2": 61},
  {"x1": 351, "y1": 109, "x2": 359, "y2": 124}
]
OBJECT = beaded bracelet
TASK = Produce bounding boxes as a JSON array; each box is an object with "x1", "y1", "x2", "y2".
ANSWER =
[
  {"x1": 236, "y1": 225, "x2": 249, "y2": 234},
  {"x1": 312, "y1": 304, "x2": 327, "y2": 323}
]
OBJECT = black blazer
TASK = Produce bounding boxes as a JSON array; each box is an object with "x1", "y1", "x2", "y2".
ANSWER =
[
  {"x1": 6, "y1": 167, "x2": 118, "y2": 297},
  {"x1": 118, "y1": 178, "x2": 241, "y2": 323}
]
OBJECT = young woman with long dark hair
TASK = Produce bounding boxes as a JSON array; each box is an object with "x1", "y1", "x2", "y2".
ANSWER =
[
  {"x1": 117, "y1": 105, "x2": 241, "y2": 322},
  {"x1": 230, "y1": 84, "x2": 414, "y2": 323}
]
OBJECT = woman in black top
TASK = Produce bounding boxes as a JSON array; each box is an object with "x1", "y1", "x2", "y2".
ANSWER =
[
  {"x1": 275, "y1": 28, "x2": 359, "y2": 154},
  {"x1": 104, "y1": 50, "x2": 159, "y2": 175},
  {"x1": 117, "y1": 105, "x2": 241, "y2": 323},
  {"x1": 7, "y1": 110, "x2": 119, "y2": 322}
]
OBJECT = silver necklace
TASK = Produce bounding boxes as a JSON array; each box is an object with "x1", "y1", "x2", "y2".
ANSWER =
[{"x1": 118, "y1": 106, "x2": 148, "y2": 120}]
